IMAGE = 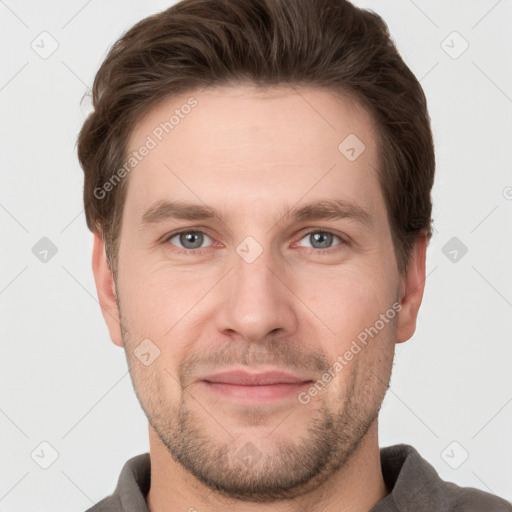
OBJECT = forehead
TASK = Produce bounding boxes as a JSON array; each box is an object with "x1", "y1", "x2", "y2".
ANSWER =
[
  {"x1": 123, "y1": 84, "x2": 384, "y2": 224},
  {"x1": 128, "y1": 84, "x2": 377, "y2": 155}
]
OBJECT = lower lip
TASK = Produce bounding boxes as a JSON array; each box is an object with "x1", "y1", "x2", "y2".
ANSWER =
[{"x1": 201, "y1": 381, "x2": 312, "y2": 401}]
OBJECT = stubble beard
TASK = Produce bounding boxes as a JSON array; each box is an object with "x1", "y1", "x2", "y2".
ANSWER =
[{"x1": 118, "y1": 301, "x2": 395, "y2": 502}]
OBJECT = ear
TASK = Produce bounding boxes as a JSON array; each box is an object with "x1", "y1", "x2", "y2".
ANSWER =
[
  {"x1": 396, "y1": 235, "x2": 427, "y2": 344},
  {"x1": 91, "y1": 231, "x2": 124, "y2": 347}
]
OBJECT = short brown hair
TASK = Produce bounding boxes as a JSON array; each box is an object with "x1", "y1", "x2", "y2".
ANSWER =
[{"x1": 77, "y1": 0, "x2": 435, "y2": 277}]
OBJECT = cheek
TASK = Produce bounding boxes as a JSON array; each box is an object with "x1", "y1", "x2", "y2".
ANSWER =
[
  {"x1": 118, "y1": 263, "x2": 211, "y2": 375},
  {"x1": 300, "y1": 270, "x2": 398, "y2": 403},
  {"x1": 120, "y1": 258, "x2": 200, "y2": 327},
  {"x1": 297, "y1": 264, "x2": 396, "y2": 342}
]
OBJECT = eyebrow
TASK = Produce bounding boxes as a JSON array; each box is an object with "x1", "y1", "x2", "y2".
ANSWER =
[{"x1": 139, "y1": 198, "x2": 374, "y2": 230}]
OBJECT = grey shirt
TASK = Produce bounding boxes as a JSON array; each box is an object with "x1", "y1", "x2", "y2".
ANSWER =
[{"x1": 85, "y1": 444, "x2": 512, "y2": 511}]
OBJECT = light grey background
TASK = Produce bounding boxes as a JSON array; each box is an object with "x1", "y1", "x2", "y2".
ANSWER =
[{"x1": 1, "y1": 0, "x2": 511, "y2": 510}]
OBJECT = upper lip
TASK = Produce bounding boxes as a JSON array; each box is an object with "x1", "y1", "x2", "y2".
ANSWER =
[{"x1": 200, "y1": 369, "x2": 313, "y2": 386}]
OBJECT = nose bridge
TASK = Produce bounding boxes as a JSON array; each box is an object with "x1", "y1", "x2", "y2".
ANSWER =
[
  {"x1": 232, "y1": 236, "x2": 283, "y2": 309},
  {"x1": 235, "y1": 242, "x2": 278, "y2": 296},
  {"x1": 218, "y1": 236, "x2": 297, "y2": 341}
]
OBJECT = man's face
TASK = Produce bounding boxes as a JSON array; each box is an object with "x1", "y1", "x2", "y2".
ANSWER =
[{"x1": 95, "y1": 85, "x2": 424, "y2": 501}]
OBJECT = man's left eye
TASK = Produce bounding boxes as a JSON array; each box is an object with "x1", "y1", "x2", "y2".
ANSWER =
[{"x1": 297, "y1": 231, "x2": 344, "y2": 250}]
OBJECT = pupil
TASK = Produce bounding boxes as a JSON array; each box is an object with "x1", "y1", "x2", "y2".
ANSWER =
[
  {"x1": 312, "y1": 232, "x2": 331, "y2": 248},
  {"x1": 181, "y1": 232, "x2": 202, "y2": 249}
]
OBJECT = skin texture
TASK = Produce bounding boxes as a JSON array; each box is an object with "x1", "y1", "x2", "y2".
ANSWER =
[{"x1": 92, "y1": 84, "x2": 427, "y2": 512}]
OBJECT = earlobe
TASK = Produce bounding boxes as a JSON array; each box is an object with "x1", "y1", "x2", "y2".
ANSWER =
[
  {"x1": 91, "y1": 232, "x2": 124, "y2": 347},
  {"x1": 395, "y1": 235, "x2": 427, "y2": 344}
]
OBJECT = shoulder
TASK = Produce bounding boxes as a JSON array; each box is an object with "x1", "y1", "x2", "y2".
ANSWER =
[
  {"x1": 83, "y1": 494, "x2": 121, "y2": 512},
  {"x1": 379, "y1": 444, "x2": 512, "y2": 511},
  {"x1": 82, "y1": 453, "x2": 150, "y2": 512},
  {"x1": 441, "y1": 481, "x2": 512, "y2": 511}
]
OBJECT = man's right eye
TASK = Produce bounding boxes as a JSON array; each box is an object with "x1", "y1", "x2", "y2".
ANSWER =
[{"x1": 164, "y1": 230, "x2": 215, "y2": 253}]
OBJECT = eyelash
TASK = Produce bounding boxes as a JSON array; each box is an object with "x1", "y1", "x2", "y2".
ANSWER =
[{"x1": 163, "y1": 228, "x2": 347, "y2": 256}]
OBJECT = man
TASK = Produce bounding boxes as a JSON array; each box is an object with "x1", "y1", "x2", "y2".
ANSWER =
[{"x1": 77, "y1": 0, "x2": 511, "y2": 510}]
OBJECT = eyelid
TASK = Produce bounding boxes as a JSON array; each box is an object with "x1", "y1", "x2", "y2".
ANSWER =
[{"x1": 163, "y1": 227, "x2": 348, "y2": 254}]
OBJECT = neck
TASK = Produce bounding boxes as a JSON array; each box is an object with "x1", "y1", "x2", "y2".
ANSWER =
[{"x1": 146, "y1": 420, "x2": 388, "y2": 512}]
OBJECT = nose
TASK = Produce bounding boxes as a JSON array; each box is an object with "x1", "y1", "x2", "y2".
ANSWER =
[{"x1": 214, "y1": 244, "x2": 299, "y2": 343}]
